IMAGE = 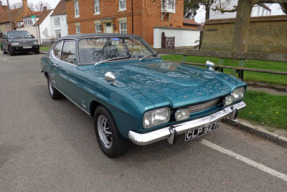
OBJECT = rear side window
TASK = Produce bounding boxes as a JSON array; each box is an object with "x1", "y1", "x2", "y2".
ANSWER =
[
  {"x1": 53, "y1": 41, "x2": 63, "y2": 59},
  {"x1": 61, "y1": 40, "x2": 76, "y2": 64}
]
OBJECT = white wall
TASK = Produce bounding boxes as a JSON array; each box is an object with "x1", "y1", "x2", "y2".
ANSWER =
[
  {"x1": 51, "y1": 14, "x2": 68, "y2": 39},
  {"x1": 210, "y1": 0, "x2": 271, "y2": 19},
  {"x1": 153, "y1": 28, "x2": 200, "y2": 48},
  {"x1": 39, "y1": 11, "x2": 54, "y2": 44}
]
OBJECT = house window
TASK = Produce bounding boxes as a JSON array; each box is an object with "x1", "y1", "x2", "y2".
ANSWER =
[
  {"x1": 95, "y1": 24, "x2": 101, "y2": 33},
  {"x1": 94, "y1": 0, "x2": 100, "y2": 14},
  {"x1": 76, "y1": 25, "x2": 81, "y2": 34},
  {"x1": 74, "y1": 1, "x2": 80, "y2": 17},
  {"x1": 119, "y1": 0, "x2": 126, "y2": 11},
  {"x1": 24, "y1": 18, "x2": 33, "y2": 26},
  {"x1": 119, "y1": 22, "x2": 127, "y2": 34},
  {"x1": 54, "y1": 17, "x2": 60, "y2": 26},
  {"x1": 55, "y1": 30, "x2": 61, "y2": 39},
  {"x1": 162, "y1": 0, "x2": 175, "y2": 12},
  {"x1": 17, "y1": 22, "x2": 23, "y2": 27}
]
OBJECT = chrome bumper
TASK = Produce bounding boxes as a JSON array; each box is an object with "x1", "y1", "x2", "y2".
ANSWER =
[{"x1": 128, "y1": 101, "x2": 246, "y2": 146}]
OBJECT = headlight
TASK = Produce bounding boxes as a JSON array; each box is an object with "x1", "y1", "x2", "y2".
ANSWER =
[
  {"x1": 232, "y1": 87, "x2": 245, "y2": 100},
  {"x1": 224, "y1": 87, "x2": 245, "y2": 106},
  {"x1": 143, "y1": 107, "x2": 170, "y2": 128},
  {"x1": 175, "y1": 108, "x2": 190, "y2": 121},
  {"x1": 11, "y1": 42, "x2": 19, "y2": 46},
  {"x1": 33, "y1": 41, "x2": 38, "y2": 45}
]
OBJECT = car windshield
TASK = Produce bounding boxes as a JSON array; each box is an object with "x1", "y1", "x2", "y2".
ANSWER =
[
  {"x1": 8, "y1": 31, "x2": 31, "y2": 38},
  {"x1": 78, "y1": 37, "x2": 155, "y2": 65}
]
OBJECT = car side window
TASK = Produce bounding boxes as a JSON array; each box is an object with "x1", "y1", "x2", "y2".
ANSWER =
[
  {"x1": 61, "y1": 40, "x2": 76, "y2": 64},
  {"x1": 53, "y1": 41, "x2": 63, "y2": 59}
]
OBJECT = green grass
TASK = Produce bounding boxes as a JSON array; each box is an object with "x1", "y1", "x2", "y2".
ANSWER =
[
  {"x1": 161, "y1": 55, "x2": 287, "y2": 85},
  {"x1": 238, "y1": 90, "x2": 287, "y2": 130},
  {"x1": 40, "y1": 46, "x2": 51, "y2": 51}
]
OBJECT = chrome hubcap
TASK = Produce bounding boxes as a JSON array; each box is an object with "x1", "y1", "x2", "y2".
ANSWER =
[
  {"x1": 97, "y1": 115, "x2": 113, "y2": 149},
  {"x1": 48, "y1": 78, "x2": 54, "y2": 95}
]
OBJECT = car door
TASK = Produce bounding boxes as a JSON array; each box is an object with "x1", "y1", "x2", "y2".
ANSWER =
[{"x1": 56, "y1": 40, "x2": 80, "y2": 104}]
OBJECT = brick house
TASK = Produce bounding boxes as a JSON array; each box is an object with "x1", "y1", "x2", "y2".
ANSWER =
[
  {"x1": 65, "y1": 0, "x2": 185, "y2": 45},
  {"x1": 0, "y1": 0, "x2": 31, "y2": 33}
]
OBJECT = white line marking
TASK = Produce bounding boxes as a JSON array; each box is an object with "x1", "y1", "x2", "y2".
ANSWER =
[{"x1": 200, "y1": 139, "x2": 287, "y2": 182}]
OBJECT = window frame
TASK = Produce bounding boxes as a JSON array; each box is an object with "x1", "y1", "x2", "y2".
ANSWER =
[
  {"x1": 76, "y1": 25, "x2": 81, "y2": 34},
  {"x1": 52, "y1": 41, "x2": 64, "y2": 60},
  {"x1": 95, "y1": 24, "x2": 102, "y2": 33},
  {"x1": 54, "y1": 17, "x2": 60, "y2": 26},
  {"x1": 94, "y1": 0, "x2": 100, "y2": 14},
  {"x1": 74, "y1": 1, "x2": 80, "y2": 17},
  {"x1": 119, "y1": 0, "x2": 126, "y2": 11},
  {"x1": 61, "y1": 40, "x2": 77, "y2": 65},
  {"x1": 119, "y1": 22, "x2": 127, "y2": 34}
]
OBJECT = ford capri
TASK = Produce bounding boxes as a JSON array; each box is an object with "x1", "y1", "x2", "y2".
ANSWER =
[{"x1": 41, "y1": 34, "x2": 246, "y2": 158}]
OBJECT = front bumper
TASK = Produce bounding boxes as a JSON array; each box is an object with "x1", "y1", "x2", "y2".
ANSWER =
[
  {"x1": 11, "y1": 45, "x2": 39, "y2": 53},
  {"x1": 128, "y1": 101, "x2": 246, "y2": 145}
]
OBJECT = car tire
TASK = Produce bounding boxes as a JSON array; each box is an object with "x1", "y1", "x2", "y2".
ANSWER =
[
  {"x1": 35, "y1": 50, "x2": 40, "y2": 54},
  {"x1": 8, "y1": 46, "x2": 14, "y2": 56},
  {"x1": 94, "y1": 106, "x2": 130, "y2": 158},
  {"x1": 1, "y1": 45, "x2": 6, "y2": 54},
  {"x1": 47, "y1": 76, "x2": 62, "y2": 100}
]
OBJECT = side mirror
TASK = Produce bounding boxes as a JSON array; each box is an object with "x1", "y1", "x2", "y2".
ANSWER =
[
  {"x1": 206, "y1": 60, "x2": 215, "y2": 71},
  {"x1": 104, "y1": 72, "x2": 116, "y2": 84},
  {"x1": 31, "y1": 35, "x2": 35, "y2": 38}
]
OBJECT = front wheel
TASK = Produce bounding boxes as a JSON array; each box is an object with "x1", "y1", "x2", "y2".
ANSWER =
[
  {"x1": 8, "y1": 46, "x2": 14, "y2": 56},
  {"x1": 1, "y1": 45, "x2": 7, "y2": 54},
  {"x1": 47, "y1": 76, "x2": 62, "y2": 100},
  {"x1": 94, "y1": 106, "x2": 129, "y2": 158}
]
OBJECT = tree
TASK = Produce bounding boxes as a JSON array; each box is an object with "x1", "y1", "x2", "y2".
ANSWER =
[
  {"x1": 184, "y1": 0, "x2": 214, "y2": 19},
  {"x1": 11, "y1": 1, "x2": 51, "y2": 11},
  {"x1": 214, "y1": 0, "x2": 287, "y2": 55}
]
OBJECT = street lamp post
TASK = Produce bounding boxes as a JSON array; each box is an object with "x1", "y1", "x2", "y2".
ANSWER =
[{"x1": 6, "y1": 0, "x2": 13, "y2": 30}]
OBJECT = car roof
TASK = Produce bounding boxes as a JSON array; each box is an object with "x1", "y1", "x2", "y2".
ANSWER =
[{"x1": 60, "y1": 33, "x2": 141, "y2": 40}]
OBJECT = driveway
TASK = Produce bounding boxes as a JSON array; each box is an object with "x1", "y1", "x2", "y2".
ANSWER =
[{"x1": 0, "y1": 53, "x2": 286, "y2": 192}]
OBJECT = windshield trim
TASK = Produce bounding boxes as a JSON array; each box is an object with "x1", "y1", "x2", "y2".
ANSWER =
[{"x1": 77, "y1": 36, "x2": 156, "y2": 65}]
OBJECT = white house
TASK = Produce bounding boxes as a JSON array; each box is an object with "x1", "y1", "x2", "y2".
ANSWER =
[
  {"x1": 50, "y1": 0, "x2": 68, "y2": 39},
  {"x1": 18, "y1": 7, "x2": 53, "y2": 44},
  {"x1": 210, "y1": 0, "x2": 271, "y2": 19}
]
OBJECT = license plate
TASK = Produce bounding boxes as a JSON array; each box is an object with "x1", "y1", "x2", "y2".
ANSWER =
[
  {"x1": 185, "y1": 120, "x2": 220, "y2": 141},
  {"x1": 23, "y1": 46, "x2": 32, "y2": 49}
]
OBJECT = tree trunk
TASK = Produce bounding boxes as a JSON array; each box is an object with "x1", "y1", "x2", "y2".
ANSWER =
[{"x1": 231, "y1": 0, "x2": 254, "y2": 55}]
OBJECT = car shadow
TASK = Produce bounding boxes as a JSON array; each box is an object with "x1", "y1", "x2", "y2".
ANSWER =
[{"x1": 31, "y1": 83, "x2": 202, "y2": 168}]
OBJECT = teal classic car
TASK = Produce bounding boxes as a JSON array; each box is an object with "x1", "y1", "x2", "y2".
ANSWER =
[{"x1": 41, "y1": 34, "x2": 246, "y2": 158}]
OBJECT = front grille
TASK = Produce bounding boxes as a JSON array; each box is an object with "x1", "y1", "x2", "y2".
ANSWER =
[{"x1": 187, "y1": 98, "x2": 222, "y2": 114}]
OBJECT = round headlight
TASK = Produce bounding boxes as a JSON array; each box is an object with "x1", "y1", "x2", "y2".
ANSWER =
[
  {"x1": 232, "y1": 87, "x2": 245, "y2": 100},
  {"x1": 175, "y1": 108, "x2": 190, "y2": 121}
]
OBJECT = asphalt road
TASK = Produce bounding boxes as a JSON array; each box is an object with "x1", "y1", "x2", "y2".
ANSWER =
[{"x1": 0, "y1": 53, "x2": 287, "y2": 192}]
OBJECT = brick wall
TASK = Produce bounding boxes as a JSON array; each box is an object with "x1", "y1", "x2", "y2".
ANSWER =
[
  {"x1": 201, "y1": 15, "x2": 287, "y2": 53},
  {"x1": 66, "y1": 0, "x2": 184, "y2": 45}
]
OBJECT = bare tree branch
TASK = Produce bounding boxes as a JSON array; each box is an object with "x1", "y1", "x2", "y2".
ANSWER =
[{"x1": 212, "y1": 5, "x2": 237, "y2": 13}]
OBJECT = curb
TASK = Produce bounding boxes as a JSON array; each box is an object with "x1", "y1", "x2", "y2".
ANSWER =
[{"x1": 223, "y1": 118, "x2": 287, "y2": 148}]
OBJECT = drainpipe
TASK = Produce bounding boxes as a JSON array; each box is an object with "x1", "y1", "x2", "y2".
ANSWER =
[{"x1": 132, "y1": 0, "x2": 134, "y2": 34}]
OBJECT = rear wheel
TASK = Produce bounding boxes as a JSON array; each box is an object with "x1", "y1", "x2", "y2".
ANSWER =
[
  {"x1": 94, "y1": 106, "x2": 129, "y2": 158},
  {"x1": 47, "y1": 76, "x2": 62, "y2": 100}
]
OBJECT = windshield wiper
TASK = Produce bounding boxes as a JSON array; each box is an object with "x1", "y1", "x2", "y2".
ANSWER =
[
  {"x1": 139, "y1": 53, "x2": 157, "y2": 61},
  {"x1": 94, "y1": 56, "x2": 131, "y2": 66}
]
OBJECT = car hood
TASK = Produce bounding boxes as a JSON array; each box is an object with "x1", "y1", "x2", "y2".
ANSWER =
[
  {"x1": 87, "y1": 59, "x2": 246, "y2": 108},
  {"x1": 9, "y1": 38, "x2": 36, "y2": 43}
]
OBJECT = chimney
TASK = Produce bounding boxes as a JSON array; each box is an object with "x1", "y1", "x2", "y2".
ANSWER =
[
  {"x1": 22, "y1": 0, "x2": 28, "y2": 10},
  {"x1": 0, "y1": 1, "x2": 3, "y2": 14},
  {"x1": 43, "y1": 6, "x2": 47, "y2": 11}
]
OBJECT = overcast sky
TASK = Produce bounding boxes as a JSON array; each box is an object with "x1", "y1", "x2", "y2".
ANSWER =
[
  {"x1": 2, "y1": 0, "x2": 285, "y2": 24},
  {"x1": 2, "y1": 0, "x2": 60, "y2": 8}
]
